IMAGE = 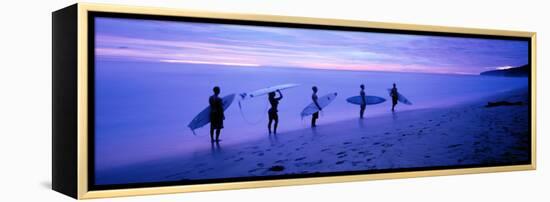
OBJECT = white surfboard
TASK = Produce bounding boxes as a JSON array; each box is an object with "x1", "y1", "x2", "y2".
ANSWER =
[
  {"x1": 301, "y1": 92, "x2": 338, "y2": 118},
  {"x1": 188, "y1": 94, "x2": 236, "y2": 134},
  {"x1": 239, "y1": 83, "x2": 300, "y2": 100},
  {"x1": 387, "y1": 89, "x2": 412, "y2": 105},
  {"x1": 346, "y1": 95, "x2": 386, "y2": 105}
]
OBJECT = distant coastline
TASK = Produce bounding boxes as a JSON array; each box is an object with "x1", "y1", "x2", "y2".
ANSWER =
[{"x1": 480, "y1": 64, "x2": 529, "y2": 77}]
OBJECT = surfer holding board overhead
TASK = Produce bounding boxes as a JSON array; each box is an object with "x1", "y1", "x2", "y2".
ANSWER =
[
  {"x1": 268, "y1": 90, "x2": 283, "y2": 134},
  {"x1": 209, "y1": 86, "x2": 225, "y2": 142}
]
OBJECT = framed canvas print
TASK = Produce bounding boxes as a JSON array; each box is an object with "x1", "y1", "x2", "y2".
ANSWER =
[{"x1": 52, "y1": 3, "x2": 536, "y2": 199}]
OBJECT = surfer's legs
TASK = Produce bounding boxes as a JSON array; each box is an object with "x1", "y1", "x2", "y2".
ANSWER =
[
  {"x1": 360, "y1": 105, "x2": 366, "y2": 119},
  {"x1": 209, "y1": 126, "x2": 215, "y2": 142},
  {"x1": 268, "y1": 118, "x2": 273, "y2": 134},
  {"x1": 273, "y1": 114, "x2": 279, "y2": 134},
  {"x1": 392, "y1": 99, "x2": 398, "y2": 112},
  {"x1": 311, "y1": 112, "x2": 319, "y2": 127},
  {"x1": 268, "y1": 110, "x2": 275, "y2": 134},
  {"x1": 268, "y1": 113, "x2": 279, "y2": 134},
  {"x1": 215, "y1": 129, "x2": 221, "y2": 142}
]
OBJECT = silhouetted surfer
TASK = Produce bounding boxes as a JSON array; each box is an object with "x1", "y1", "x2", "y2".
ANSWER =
[
  {"x1": 311, "y1": 86, "x2": 321, "y2": 127},
  {"x1": 268, "y1": 90, "x2": 283, "y2": 134},
  {"x1": 390, "y1": 83, "x2": 398, "y2": 112},
  {"x1": 209, "y1": 86, "x2": 224, "y2": 142},
  {"x1": 359, "y1": 84, "x2": 366, "y2": 119}
]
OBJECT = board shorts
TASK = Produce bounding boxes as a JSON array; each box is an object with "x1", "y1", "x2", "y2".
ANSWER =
[
  {"x1": 312, "y1": 111, "x2": 319, "y2": 119},
  {"x1": 210, "y1": 112, "x2": 224, "y2": 129}
]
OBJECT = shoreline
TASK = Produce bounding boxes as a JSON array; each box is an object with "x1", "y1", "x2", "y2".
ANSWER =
[{"x1": 96, "y1": 87, "x2": 530, "y2": 185}]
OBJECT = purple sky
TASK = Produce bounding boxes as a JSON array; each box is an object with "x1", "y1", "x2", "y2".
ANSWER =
[{"x1": 95, "y1": 17, "x2": 528, "y2": 75}]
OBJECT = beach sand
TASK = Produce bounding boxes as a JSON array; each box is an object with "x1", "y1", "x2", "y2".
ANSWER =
[{"x1": 97, "y1": 87, "x2": 530, "y2": 185}]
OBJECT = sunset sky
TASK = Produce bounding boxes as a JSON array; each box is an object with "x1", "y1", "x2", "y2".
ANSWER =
[{"x1": 95, "y1": 17, "x2": 528, "y2": 75}]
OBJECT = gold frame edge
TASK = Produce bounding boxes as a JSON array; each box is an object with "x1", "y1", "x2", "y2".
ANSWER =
[{"x1": 75, "y1": 3, "x2": 537, "y2": 199}]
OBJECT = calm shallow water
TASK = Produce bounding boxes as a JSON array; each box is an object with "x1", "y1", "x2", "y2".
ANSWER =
[{"x1": 94, "y1": 60, "x2": 527, "y2": 171}]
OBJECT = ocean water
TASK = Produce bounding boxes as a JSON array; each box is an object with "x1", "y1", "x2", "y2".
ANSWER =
[{"x1": 94, "y1": 60, "x2": 528, "y2": 171}]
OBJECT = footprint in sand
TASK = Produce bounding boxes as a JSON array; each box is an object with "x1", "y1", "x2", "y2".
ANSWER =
[
  {"x1": 295, "y1": 160, "x2": 323, "y2": 167},
  {"x1": 198, "y1": 168, "x2": 213, "y2": 174},
  {"x1": 275, "y1": 159, "x2": 288, "y2": 164},
  {"x1": 447, "y1": 144, "x2": 462, "y2": 148},
  {"x1": 336, "y1": 160, "x2": 345, "y2": 165},
  {"x1": 234, "y1": 157, "x2": 244, "y2": 162},
  {"x1": 248, "y1": 168, "x2": 263, "y2": 173},
  {"x1": 343, "y1": 142, "x2": 352, "y2": 145},
  {"x1": 164, "y1": 172, "x2": 186, "y2": 179},
  {"x1": 321, "y1": 148, "x2": 330, "y2": 152},
  {"x1": 295, "y1": 157, "x2": 307, "y2": 161}
]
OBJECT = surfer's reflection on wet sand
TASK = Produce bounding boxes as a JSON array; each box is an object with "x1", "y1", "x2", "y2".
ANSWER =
[
  {"x1": 268, "y1": 133, "x2": 280, "y2": 146},
  {"x1": 210, "y1": 141, "x2": 222, "y2": 155},
  {"x1": 358, "y1": 119, "x2": 366, "y2": 129},
  {"x1": 391, "y1": 111, "x2": 398, "y2": 121}
]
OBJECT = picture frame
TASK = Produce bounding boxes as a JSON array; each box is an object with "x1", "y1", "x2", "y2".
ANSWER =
[{"x1": 52, "y1": 3, "x2": 536, "y2": 199}]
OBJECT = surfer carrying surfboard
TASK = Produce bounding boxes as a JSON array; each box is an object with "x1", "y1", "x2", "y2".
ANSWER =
[
  {"x1": 359, "y1": 84, "x2": 367, "y2": 119},
  {"x1": 390, "y1": 83, "x2": 398, "y2": 112},
  {"x1": 311, "y1": 86, "x2": 322, "y2": 127},
  {"x1": 268, "y1": 90, "x2": 283, "y2": 134},
  {"x1": 209, "y1": 86, "x2": 225, "y2": 142}
]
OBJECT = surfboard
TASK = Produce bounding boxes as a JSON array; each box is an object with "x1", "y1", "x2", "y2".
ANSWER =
[
  {"x1": 301, "y1": 92, "x2": 338, "y2": 118},
  {"x1": 387, "y1": 89, "x2": 412, "y2": 105},
  {"x1": 188, "y1": 94, "x2": 236, "y2": 134},
  {"x1": 239, "y1": 83, "x2": 300, "y2": 99},
  {"x1": 346, "y1": 95, "x2": 386, "y2": 105}
]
